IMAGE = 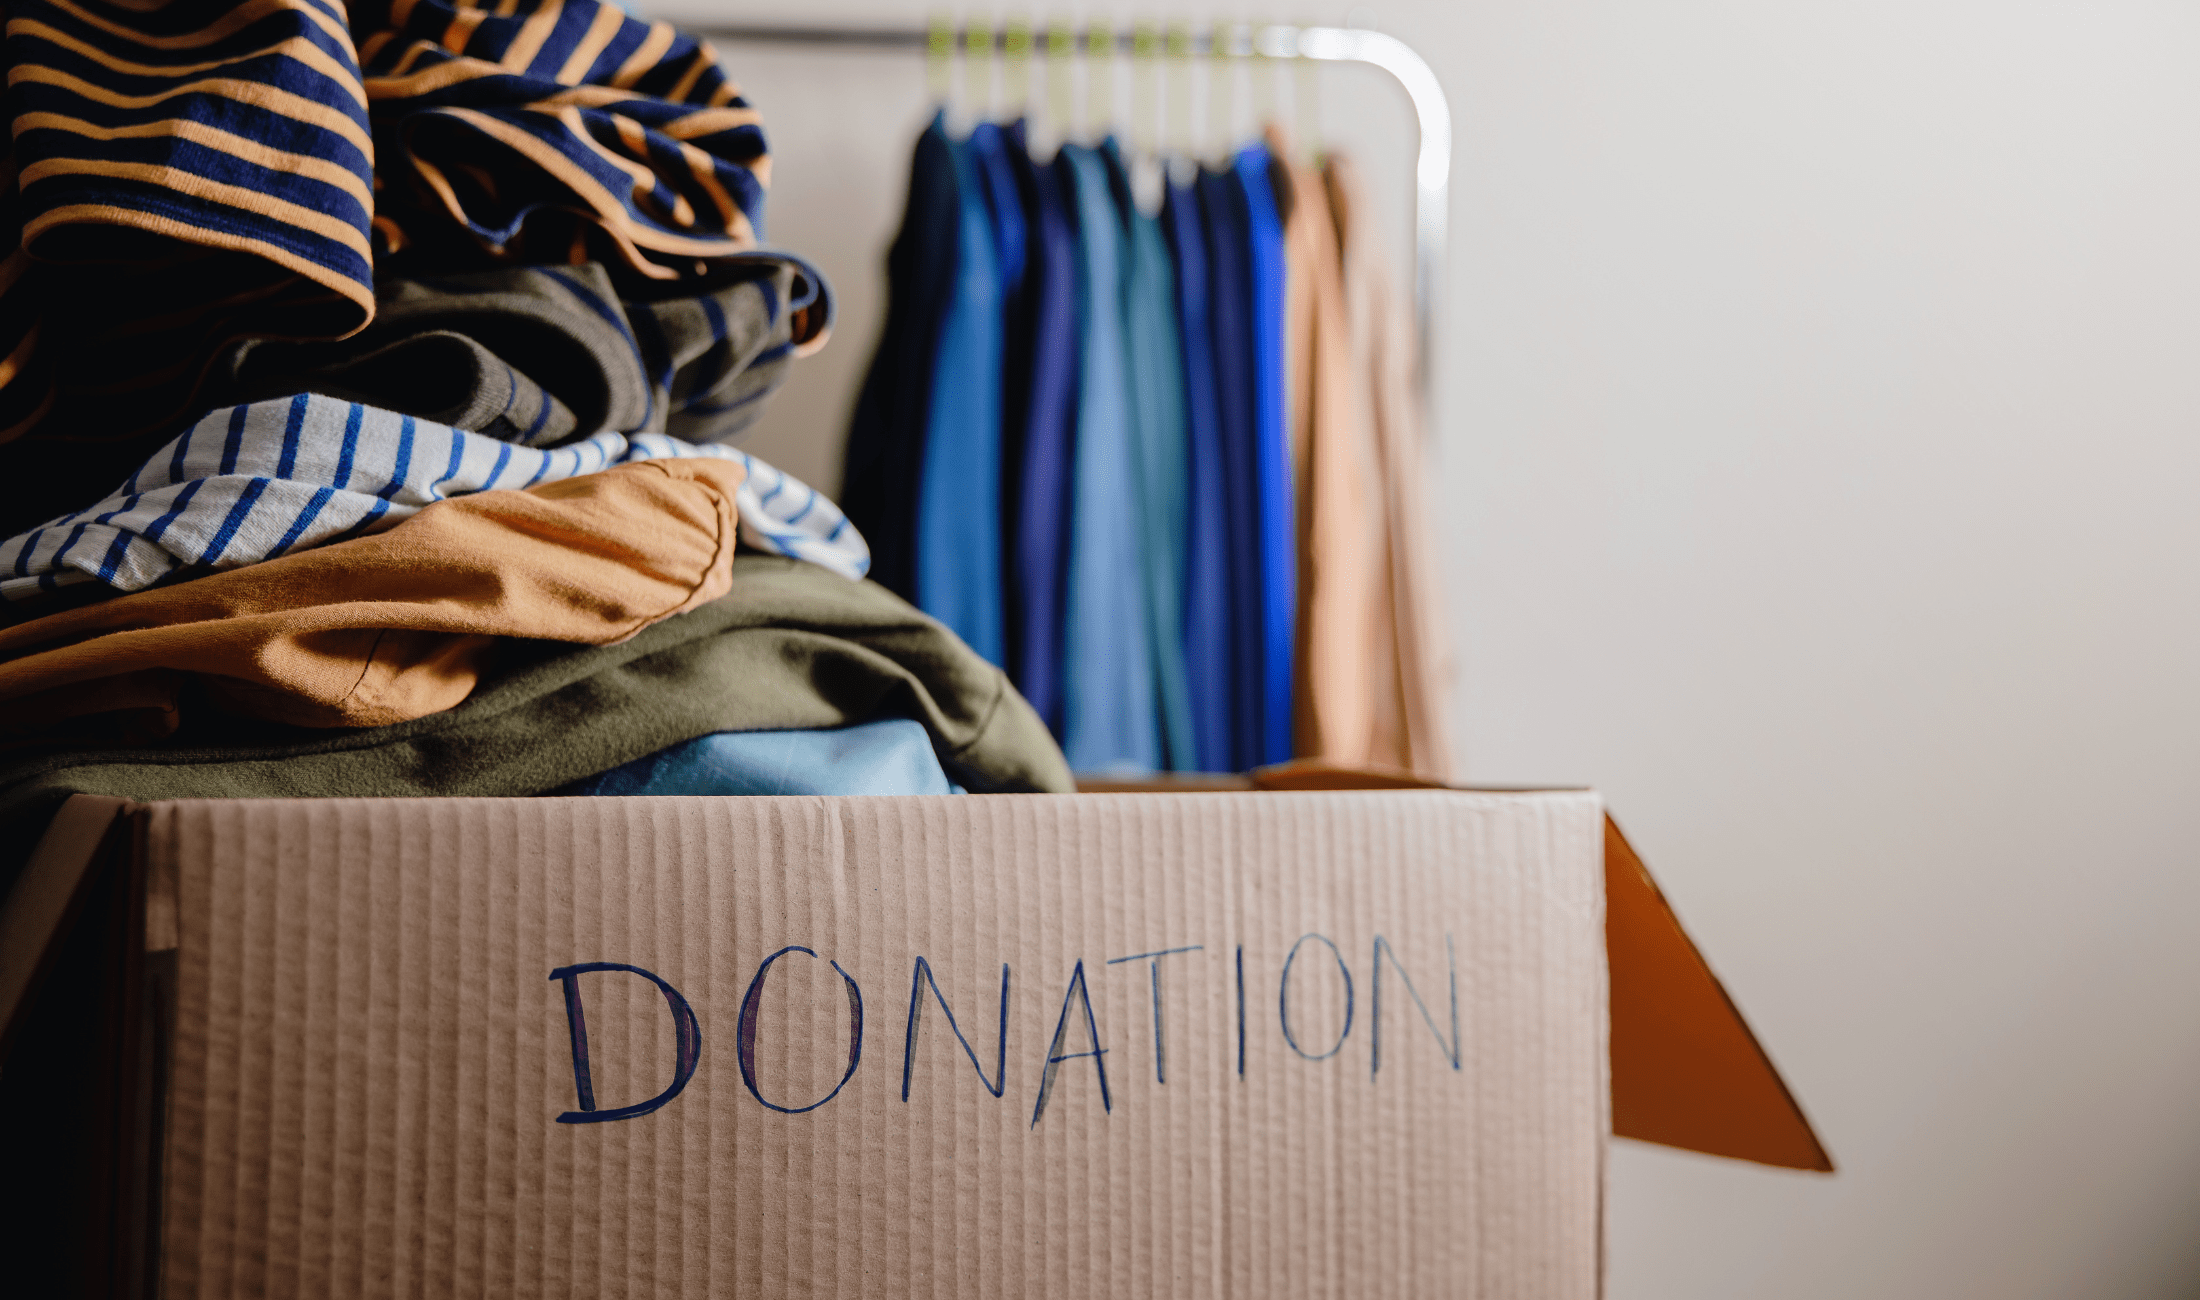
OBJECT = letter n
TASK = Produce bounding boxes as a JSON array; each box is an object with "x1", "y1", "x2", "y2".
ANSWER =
[
  {"x1": 1369, "y1": 935, "x2": 1462, "y2": 1077},
  {"x1": 903, "y1": 957, "x2": 1011, "y2": 1100}
]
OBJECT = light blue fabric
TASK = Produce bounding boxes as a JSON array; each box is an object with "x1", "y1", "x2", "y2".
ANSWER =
[
  {"x1": 559, "y1": 719, "x2": 960, "y2": 797},
  {"x1": 1110, "y1": 146, "x2": 1197, "y2": 771},
  {"x1": 914, "y1": 133, "x2": 1007, "y2": 665},
  {"x1": 1061, "y1": 143, "x2": 1160, "y2": 774},
  {"x1": 1237, "y1": 143, "x2": 1297, "y2": 767}
]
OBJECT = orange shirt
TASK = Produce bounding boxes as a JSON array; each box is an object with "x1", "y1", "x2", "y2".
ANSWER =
[{"x1": 0, "y1": 458, "x2": 744, "y2": 739}]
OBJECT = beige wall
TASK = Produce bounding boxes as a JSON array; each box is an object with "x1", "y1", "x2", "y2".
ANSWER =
[{"x1": 656, "y1": 2, "x2": 2200, "y2": 1295}]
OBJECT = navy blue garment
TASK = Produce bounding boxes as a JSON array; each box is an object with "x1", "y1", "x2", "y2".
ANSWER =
[
  {"x1": 840, "y1": 114, "x2": 960, "y2": 602},
  {"x1": 1238, "y1": 143, "x2": 1296, "y2": 766},
  {"x1": 1007, "y1": 147, "x2": 1081, "y2": 734},
  {"x1": 972, "y1": 124, "x2": 1030, "y2": 309},
  {"x1": 1199, "y1": 165, "x2": 1265, "y2": 772},
  {"x1": 987, "y1": 122, "x2": 1038, "y2": 628},
  {"x1": 1164, "y1": 176, "x2": 1234, "y2": 772},
  {"x1": 558, "y1": 720, "x2": 960, "y2": 797}
]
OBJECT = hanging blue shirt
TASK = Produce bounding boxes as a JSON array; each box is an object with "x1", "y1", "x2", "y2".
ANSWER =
[
  {"x1": 1200, "y1": 166, "x2": 1265, "y2": 771},
  {"x1": 914, "y1": 132, "x2": 1006, "y2": 664},
  {"x1": 1007, "y1": 143, "x2": 1080, "y2": 735},
  {"x1": 1237, "y1": 142, "x2": 1296, "y2": 767},
  {"x1": 1061, "y1": 142, "x2": 1160, "y2": 773},
  {"x1": 1164, "y1": 176, "x2": 1234, "y2": 772},
  {"x1": 1108, "y1": 146, "x2": 1197, "y2": 770}
]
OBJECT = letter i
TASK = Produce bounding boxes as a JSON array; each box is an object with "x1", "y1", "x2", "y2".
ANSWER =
[{"x1": 1235, "y1": 944, "x2": 1245, "y2": 1077}]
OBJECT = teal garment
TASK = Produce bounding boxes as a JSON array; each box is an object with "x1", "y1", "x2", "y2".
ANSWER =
[
  {"x1": 556, "y1": 719, "x2": 960, "y2": 796},
  {"x1": 1108, "y1": 147, "x2": 1197, "y2": 771},
  {"x1": 1060, "y1": 143, "x2": 1159, "y2": 773},
  {"x1": 914, "y1": 133, "x2": 1006, "y2": 665}
]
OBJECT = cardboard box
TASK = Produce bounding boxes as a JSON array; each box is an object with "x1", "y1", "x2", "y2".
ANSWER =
[{"x1": 0, "y1": 787, "x2": 1825, "y2": 1298}]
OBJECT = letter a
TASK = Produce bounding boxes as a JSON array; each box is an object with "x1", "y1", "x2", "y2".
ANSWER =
[{"x1": 1030, "y1": 959, "x2": 1111, "y2": 1127}]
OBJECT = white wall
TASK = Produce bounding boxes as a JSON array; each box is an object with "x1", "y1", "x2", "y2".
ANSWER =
[{"x1": 658, "y1": 3, "x2": 2200, "y2": 1295}]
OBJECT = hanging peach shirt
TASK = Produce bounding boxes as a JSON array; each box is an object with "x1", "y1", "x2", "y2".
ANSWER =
[
  {"x1": 1272, "y1": 126, "x2": 1389, "y2": 768},
  {"x1": 1327, "y1": 153, "x2": 1458, "y2": 781},
  {"x1": 0, "y1": 457, "x2": 746, "y2": 738}
]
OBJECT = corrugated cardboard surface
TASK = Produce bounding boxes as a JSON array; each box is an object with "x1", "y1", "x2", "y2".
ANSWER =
[{"x1": 146, "y1": 791, "x2": 1606, "y2": 1299}]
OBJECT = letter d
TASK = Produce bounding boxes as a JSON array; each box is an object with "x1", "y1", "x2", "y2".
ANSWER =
[{"x1": 550, "y1": 962, "x2": 703, "y2": 1124}]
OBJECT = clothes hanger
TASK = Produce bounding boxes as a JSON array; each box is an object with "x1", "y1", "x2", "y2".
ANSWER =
[
  {"x1": 959, "y1": 17, "x2": 992, "y2": 129},
  {"x1": 1084, "y1": 20, "x2": 1116, "y2": 147},
  {"x1": 925, "y1": 14, "x2": 952, "y2": 113},
  {"x1": 1295, "y1": 26, "x2": 1323, "y2": 168},
  {"x1": 1042, "y1": 17, "x2": 1074, "y2": 155},
  {"x1": 1004, "y1": 17, "x2": 1033, "y2": 127},
  {"x1": 1127, "y1": 22, "x2": 1166, "y2": 212},
  {"x1": 1209, "y1": 22, "x2": 1257, "y2": 168}
]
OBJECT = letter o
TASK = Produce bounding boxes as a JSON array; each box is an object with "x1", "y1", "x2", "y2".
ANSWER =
[
  {"x1": 737, "y1": 945, "x2": 865, "y2": 1114},
  {"x1": 1279, "y1": 933, "x2": 1355, "y2": 1061}
]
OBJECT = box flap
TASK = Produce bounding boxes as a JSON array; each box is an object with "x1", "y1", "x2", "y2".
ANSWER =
[
  {"x1": 1248, "y1": 761, "x2": 1833, "y2": 1172},
  {"x1": 1602, "y1": 816, "x2": 1832, "y2": 1171},
  {"x1": 0, "y1": 793, "x2": 130, "y2": 1062}
]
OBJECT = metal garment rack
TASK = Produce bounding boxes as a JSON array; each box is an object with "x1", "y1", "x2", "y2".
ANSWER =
[{"x1": 696, "y1": 22, "x2": 1451, "y2": 390}]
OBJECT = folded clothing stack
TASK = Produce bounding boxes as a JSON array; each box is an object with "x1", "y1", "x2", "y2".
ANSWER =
[{"x1": 0, "y1": 0, "x2": 1072, "y2": 893}]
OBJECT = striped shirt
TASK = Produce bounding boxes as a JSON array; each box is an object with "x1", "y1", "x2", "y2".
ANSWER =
[
  {"x1": 0, "y1": 0, "x2": 771, "y2": 452},
  {"x1": 0, "y1": 392, "x2": 867, "y2": 604},
  {"x1": 362, "y1": 0, "x2": 769, "y2": 275},
  {"x1": 0, "y1": 0, "x2": 378, "y2": 444}
]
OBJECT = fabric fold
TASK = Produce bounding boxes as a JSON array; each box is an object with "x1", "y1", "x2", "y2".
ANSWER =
[
  {"x1": 0, "y1": 553, "x2": 1075, "y2": 893},
  {"x1": 215, "y1": 254, "x2": 831, "y2": 447}
]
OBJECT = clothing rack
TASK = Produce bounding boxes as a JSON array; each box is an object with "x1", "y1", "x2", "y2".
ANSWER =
[{"x1": 695, "y1": 22, "x2": 1451, "y2": 397}]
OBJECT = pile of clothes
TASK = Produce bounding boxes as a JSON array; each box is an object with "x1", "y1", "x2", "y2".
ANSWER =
[{"x1": 0, "y1": 0, "x2": 1073, "y2": 890}]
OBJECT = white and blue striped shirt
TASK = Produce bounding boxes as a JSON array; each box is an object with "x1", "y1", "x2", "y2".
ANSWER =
[{"x1": 0, "y1": 394, "x2": 867, "y2": 605}]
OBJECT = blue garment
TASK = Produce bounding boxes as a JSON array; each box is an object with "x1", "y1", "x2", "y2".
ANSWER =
[
  {"x1": 1236, "y1": 143, "x2": 1296, "y2": 767},
  {"x1": 1163, "y1": 178, "x2": 1233, "y2": 772},
  {"x1": 915, "y1": 132, "x2": 1006, "y2": 664},
  {"x1": 559, "y1": 720, "x2": 960, "y2": 797},
  {"x1": 842, "y1": 115, "x2": 959, "y2": 602},
  {"x1": 972, "y1": 124, "x2": 1028, "y2": 301},
  {"x1": 1200, "y1": 166, "x2": 1265, "y2": 771},
  {"x1": 977, "y1": 125, "x2": 1033, "y2": 663},
  {"x1": 1007, "y1": 145, "x2": 1080, "y2": 734},
  {"x1": 1061, "y1": 143, "x2": 1160, "y2": 773},
  {"x1": 1108, "y1": 147, "x2": 1197, "y2": 770}
]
